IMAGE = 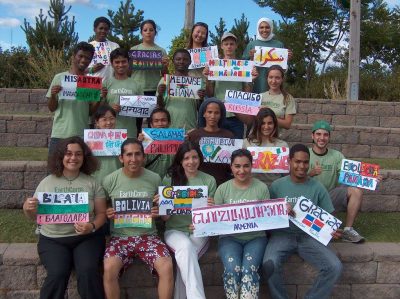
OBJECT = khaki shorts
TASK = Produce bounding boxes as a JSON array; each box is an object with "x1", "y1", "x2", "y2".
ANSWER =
[{"x1": 329, "y1": 185, "x2": 348, "y2": 212}]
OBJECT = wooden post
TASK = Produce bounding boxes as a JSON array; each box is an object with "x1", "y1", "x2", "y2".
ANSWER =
[
  {"x1": 184, "y1": 0, "x2": 195, "y2": 30},
  {"x1": 347, "y1": 0, "x2": 361, "y2": 101}
]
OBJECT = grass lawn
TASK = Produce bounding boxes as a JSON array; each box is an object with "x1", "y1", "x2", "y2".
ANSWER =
[
  {"x1": 0, "y1": 209, "x2": 38, "y2": 243},
  {"x1": 0, "y1": 147, "x2": 48, "y2": 161}
]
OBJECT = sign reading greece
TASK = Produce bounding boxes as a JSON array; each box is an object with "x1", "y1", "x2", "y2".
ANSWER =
[
  {"x1": 338, "y1": 159, "x2": 379, "y2": 191},
  {"x1": 158, "y1": 186, "x2": 208, "y2": 215},
  {"x1": 92, "y1": 42, "x2": 112, "y2": 65},
  {"x1": 207, "y1": 59, "x2": 254, "y2": 82},
  {"x1": 254, "y1": 46, "x2": 289, "y2": 69},
  {"x1": 59, "y1": 74, "x2": 102, "y2": 101},
  {"x1": 113, "y1": 198, "x2": 153, "y2": 228},
  {"x1": 142, "y1": 128, "x2": 185, "y2": 155},
  {"x1": 188, "y1": 46, "x2": 219, "y2": 69},
  {"x1": 84, "y1": 129, "x2": 127, "y2": 156},
  {"x1": 164, "y1": 75, "x2": 202, "y2": 99},
  {"x1": 290, "y1": 196, "x2": 342, "y2": 246},
  {"x1": 129, "y1": 49, "x2": 163, "y2": 70},
  {"x1": 224, "y1": 90, "x2": 261, "y2": 115},
  {"x1": 248, "y1": 147, "x2": 289, "y2": 173},
  {"x1": 199, "y1": 137, "x2": 243, "y2": 164},
  {"x1": 119, "y1": 95, "x2": 157, "y2": 118},
  {"x1": 36, "y1": 192, "x2": 89, "y2": 224},
  {"x1": 192, "y1": 198, "x2": 289, "y2": 237}
]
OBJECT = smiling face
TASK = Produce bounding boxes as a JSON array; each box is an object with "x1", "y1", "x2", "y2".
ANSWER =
[
  {"x1": 203, "y1": 102, "x2": 221, "y2": 128},
  {"x1": 258, "y1": 21, "x2": 271, "y2": 39},
  {"x1": 181, "y1": 149, "x2": 200, "y2": 177},
  {"x1": 73, "y1": 50, "x2": 93, "y2": 72},
  {"x1": 119, "y1": 143, "x2": 145, "y2": 176},
  {"x1": 289, "y1": 151, "x2": 310, "y2": 183},
  {"x1": 311, "y1": 129, "x2": 330, "y2": 151},
  {"x1": 267, "y1": 69, "x2": 283, "y2": 92},
  {"x1": 95, "y1": 110, "x2": 116, "y2": 129},
  {"x1": 231, "y1": 155, "x2": 252, "y2": 185},
  {"x1": 173, "y1": 51, "x2": 191, "y2": 73},
  {"x1": 94, "y1": 22, "x2": 110, "y2": 42},
  {"x1": 260, "y1": 115, "x2": 276, "y2": 139},
  {"x1": 111, "y1": 55, "x2": 129, "y2": 76},
  {"x1": 141, "y1": 22, "x2": 156, "y2": 43},
  {"x1": 63, "y1": 143, "x2": 84, "y2": 175},
  {"x1": 192, "y1": 25, "x2": 208, "y2": 47}
]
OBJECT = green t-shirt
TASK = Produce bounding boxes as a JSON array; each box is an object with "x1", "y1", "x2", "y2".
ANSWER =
[
  {"x1": 260, "y1": 92, "x2": 296, "y2": 118},
  {"x1": 162, "y1": 171, "x2": 217, "y2": 233},
  {"x1": 92, "y1": 156, "x2": 121, "y2": 185},
  {"x1": 34, "y1": 173, "x2": 105, "y2": 238},
  {"x1": 214, "y1": 81, "x2": 245, "y2": 118},
  {"x1": 145, "y1": 154, "x2": 174, "y2": 180},
  {"x1": 131, "y1": 43, "x2": 167, "y2": 92},
  {"x1": 46, "y1": 71, "x2": 90, "y2": 138},
  {"x1": 309, "y1": 148, "x2": 345, "y2": 191},
  {"x1": 104, "y1": 76, "x2": 144, "y2": 138},
  {"x1": 214, "y1": 178, "x2": 270, "y2": 240},
  {"x1": 102, "y1": 168, "x2": 161, "y2": 237},
  {"x1": 270, "y1": 175, "x2": 334, "y2": 235}
]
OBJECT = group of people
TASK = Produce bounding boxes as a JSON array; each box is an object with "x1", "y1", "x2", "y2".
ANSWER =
[{"x1": 21, "y1": 15, "x2": 369, "y2": 299}]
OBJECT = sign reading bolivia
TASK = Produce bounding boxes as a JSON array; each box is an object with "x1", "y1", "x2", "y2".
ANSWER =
[
  {"x1": 192, "y1": 198, "x2": 289, "y2": 237},
  {"x1": 113, "y1": 198, "x2": 153, "y2": 228},
  {"x1": 164, "y1": 75, "x2": 203, "y2": 99},
  {"x1": 129, "y1": 49, "x2": 163, "y2": 70},
  {"x1": 59, "y1": 74, "x2": 102, "y2": 101},
  {"x1": 142, "y1": 128, "x2": 185, "y2": 155},
  {"x1": 36, "y1": 192, "x2": 89, "y2": 224},
  {"x1": 254, "y1": 46, "x2": 289, "y2": 69},
  {"x1": 199, "y1": 137, "x2": 243, "y2": 164},
  {"x1": 119, "y1": 95, "x2": 157, "y2": 118},
  {"x1": 224, "y1": 90, "x2": 261, "y2": 115},
  {"x1": 158, "y1": 186, "x2": 208, "y2": 215},
  {"x1": 290, "y1": 196, "x2": 342, "y2": 246},
  {"x1": 207, "y1": 59, "x2": 254, "y2": 82},
  {"x1": 188, "y1": 45, "x2": 219, "y2": 69},
  {"x1": 247, "y1": 147, "x2": 289, "y2": 173},
  {"x1": 84, "y1": 129, "x2": 127, "y2": 156},
  {"x1": 338, "y1": 159, "x2": 380, "y2": 191}
]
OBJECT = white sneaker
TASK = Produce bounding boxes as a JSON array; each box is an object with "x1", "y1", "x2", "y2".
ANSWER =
[{"x1": 342, "y1": 228, "x2": 365, "y2": 243}]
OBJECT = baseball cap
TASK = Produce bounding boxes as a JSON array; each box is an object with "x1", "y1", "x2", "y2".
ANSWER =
[
  {"x1": 221, "y1": 32, "x2": 237, "y2": 42},
  {"x1": 312, "y1": 120, "x2": 332, "y2": 132}
]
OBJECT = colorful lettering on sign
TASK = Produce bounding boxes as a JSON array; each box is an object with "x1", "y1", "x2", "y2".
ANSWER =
[
  {"x1": 339, "y1": 159, "x2": 379, "y2": 190},
  {"x1": 207, "y1": 59, "x2": 254, "y2": 83},
  {"x1": 142, "y1": 128, "x2": 185, "y2": 155},
  {"x1": 129, "y1": 50, "x2": 163, "y2": 70},
  {"x1": 200, "y1": 138, "x2": 243, "y2": 164},
  {"x1": 254, "y1": 46, "x2": 288, "y2": 69},
  {"x1": 158, "y1": 186, "x2": 208, "y2": 215},
  {"x1": 248, "y1": 147, "x2": 289, "y2": 173},
  {"x1": 84, "y1": 129, "x2": 127, "y2": 156}
]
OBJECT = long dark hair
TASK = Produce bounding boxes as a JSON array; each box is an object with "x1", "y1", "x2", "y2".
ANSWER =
[
  {"x1": 247, "y1": 108, "x2": 279, "y2": 145},
  {"x1": 187, "y1": 22, "x2": 208, "y2": 49},
  {"x1": 267, "y1": 65, "x2": 290, "y2": 106}
]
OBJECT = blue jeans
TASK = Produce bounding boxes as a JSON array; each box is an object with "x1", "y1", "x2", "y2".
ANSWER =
[
  {"x1": 263, "y1": 233, "x2": 342, "y2": 299},
  {"x1": 222, "y1": 117, "x2": 245, "y2": 139},
  {"x1": 218, "y1": 236, "x2": 267, "y2": 299}
]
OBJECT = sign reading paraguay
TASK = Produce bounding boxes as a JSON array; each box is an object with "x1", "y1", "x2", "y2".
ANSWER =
[
  {"x1": 60, "y1": 74, "x2": 102, "y2": 101},
  {"x1": 338, "y1": 159, "x2": 379, "y2": 190},
  {"x1": 207, "y1": 59, "x2": 254, "y2": 82},
  {"x1": 247, "y1": 147, "x2": 289, "y2": 173},
  {"x1": 113, "y1": 198, "x2": 153, "y2": 228},
  {"x1": 253, "y1": 46, "x2": 288, "y2": 69},
  {"x1": 119, "y1": 95, "x2": 157, "y2": 118},
  {"x1": 188, "y1": 46, "x2": 219, "y2": 69},
  {"x1": 199, "y1": 137, "x2": 243, "y2": 164},
  {"x1": 224, "y1": 90, "x2": 261, "y2": 115},
  {"x1": 129, "y1": 49, "x2": 163, "y2": 70},
  {"x1": 37, "y1": 192, "x2": 89, "y2": 224},
  {"x1": 142, "y1": 128, "x2": 185, "y2": 155},
  {"x1": 164, "y1": 75, "x2": 203, "y2": 99},
  {"x1": 84, "y1": 129, "x2": 127, "y2": 156},
  {"x1": 158, "y1": 186, "x2": 208, "y2": 215}
]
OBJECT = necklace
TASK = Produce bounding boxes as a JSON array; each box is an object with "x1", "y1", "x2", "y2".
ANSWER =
[{"x1": 63, "y1": 173, "x2": 80, "y2": 185}]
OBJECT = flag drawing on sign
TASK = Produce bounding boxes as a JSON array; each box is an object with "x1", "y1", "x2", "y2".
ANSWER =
[
  {"x1": 142, "y1": 128, "x2": 185, "y2": 155},
  {"x1": 84, "y1": 129, "x2": 127, "y2": 156},
  {"x1": 59, "y1": 74, "x2": 102, "y2": 101},
  {"x1": 200, "y1": 137, "x2": 243, "y2": 164},
  {"x1": 302, "y1": 214, "x2": 325, "y2": 232}
]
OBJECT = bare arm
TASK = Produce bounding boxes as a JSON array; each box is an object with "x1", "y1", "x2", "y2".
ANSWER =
[
  {"x1": 277, "y1": 114, "x2": 294, "y2": 130},
  {"x1": 47, "y1": 85, "x2": 62, "y2": 112}
]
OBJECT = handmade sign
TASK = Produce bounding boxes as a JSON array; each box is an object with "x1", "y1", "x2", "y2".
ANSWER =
[
  {"x1": 129, "y1": 49, "x2": 163, "y2": 70},
  {"x1": 84, "y1": 129, "x2": 127, "y2": 156},
  {"x1": 224, "y1": 90, "x2": 261, "y2": 115},
  {"x1": 290, "y1": 196, "x2": 342, "y2": 246},
  {"x1": 36, "y1": 192, "x2": 89, "y2": 224},
  {"x1": 119, "y1": 95, "x2": 157, "y2": 118},
  {"x1": 248, "y1": 147, "x2": 289, "y2": 173},
  {"x1": 142, "y1": 128, "x2": 185, "y2": 155},
  {"x1": 113, "y1": 198, "x2": 153, "y2": 228},
  {"x1": 188, "y1": 46, "x2": 219, "y2": 69},
  {"x1": 192, "y1": 198, "x2": 289, "y2": 237},
  {"x1": 338, "y1": 159, "x2": 379, "y2": 191},
  {"x1": 91, "y1": 41, "x2": 112, "y2": 66},
  {"x1": 59, "y1": 74, "x2": 102, "y2": 101},
  {"x1": 253, "y1": 46, "x2": 289, "y2": 69},
  {"x1": 199, "y1": 137, "x2": 243, "y2": 164},
  {"x1": 207, "y1": 59, "x2": 254, "y2": 82},
  {"x1": 164, "y1": 75, "x2": 202, "y2": 99},
  {"x1": 158, "y1": 186, "x2": 208, "y2": 215}
]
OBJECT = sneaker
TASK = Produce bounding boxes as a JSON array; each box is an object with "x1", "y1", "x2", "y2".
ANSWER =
[{"x1": 342, "y1": 228, "x2": 365, "y2": 243}]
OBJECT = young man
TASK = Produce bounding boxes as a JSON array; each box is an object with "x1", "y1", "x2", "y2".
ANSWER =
[
  {"x1": 308, "y1": 120, "x2": 364, "y2": 243},
  {"x1": 102, "y1": 138, "x2": 173, "y2": 299},
  {"x1": 263, "y1": 144, "x2": 342, "y2": 299}
]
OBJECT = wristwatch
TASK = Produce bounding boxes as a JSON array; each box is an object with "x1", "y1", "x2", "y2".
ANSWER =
[{"x1": 90, "y1": 222, "x2": 96, "y2": 233}]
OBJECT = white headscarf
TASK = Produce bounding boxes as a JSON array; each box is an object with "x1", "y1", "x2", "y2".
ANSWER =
[{"x1": 256, "y1": 17, "x2": 275, "y2": 41}]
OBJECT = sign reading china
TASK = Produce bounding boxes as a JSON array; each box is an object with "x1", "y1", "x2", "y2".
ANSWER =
[
  {"x1": 188, "y1": 46, "x2": 219, "y2": 69},
  {"x1": 84, "y1": 129, "x2": 127, "y2": 156},
  {"x1": 36, "y1": 192, "x2": 89, "y2": 224},
  {"x1": 91, "y1": 42, "x2": 112, "y2": 65},
  {"x1": 119, "y1": 95, "x2": 157, "y2": 118},
  {"x1": 192, "y1": 199, "x2": 289, "y2": 237},
  {"x1": 248, "y1": 147, "x2": 289, "y2": 173},
  {"x1": 142, "y1": 128, "x2": 185, "y2": 155},
  {"x1": 338, "y1": 159, "x2": 379, "y2": 191},
  {"x1": 129, "y1": 49, "x2": 163, "y2": 70},
  {"x1": 207, "y1": 59, "x2": 254, "y2": 82},
  {"x1": 199, "y1": 137, "x2": 243, "y2": 164},
  {"x1": 224, "y1": 90, "x2": 261, "y2": 116},
  {"x1": 60, "y1": 74, "x2": 102, "y2": 101},
  {"x1": 158, "y1": 186, "x2": 208, "y2": 215},
  {"x1": 164, "y1": 75, "x2": 203, "y2": 99},
  {"x1": 254, "y1": 46, "x2": 289, "y2": 69},
  {"x1": 290, "y1": 196, "x2": 342, "y2": 246},
  {"x1": 113, "y1": 198, "x2": 152, "y2": 228}
]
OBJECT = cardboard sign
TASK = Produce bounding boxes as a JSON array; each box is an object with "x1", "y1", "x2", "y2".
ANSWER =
[
  {"x1": 254, "y1": 46, "x2": 289, "y2": 69},
  {"x1": 164, "y1": 75, "x2": 202, "y2": 99},
  {"x1": 158, "y1": 186, "x2": 208, "y2": 215},
  {"x1": 119, "y1": 95, "x2": 157, "y2": 118},
  {"x1": 207, "y1": 59, "x2": 253, "y2": 82},
  {"x1": 290, "y1": 197, "x2": 342, "y2": 246},
  {"x1": 36, "y1": 192, "x2": 89, "y2": 224},
  {"x1": 193, "y1": 199, "x2": 289, "y2": 237},
  {"x1": 91, "y1": 41, "x2": 112, "y2": 66},
  {"x1": 59, "y1": 74, "x2": 102, "y2": 101},
  {"x1": 84, "y1": 129, "x2": 127, "y2": 156},
  {"x1": 188, "y1": 46, "x2": 219, "y2": 69},
  {"x1": 338, "y1": 159, "x2": 379, "y2": 190},
  {"x1": 248, "y1": 147, "x2": 289, "y2": 173},
  {"x1": 129, "y1": 49, "x2": 163, "y2": 70},
  {"x1": 224, "y1": 90, "x2": 261, "y2": 115},
  {"x1": 199, "y1": 137, "x2": 243, "y2": 164},
  {"x1": 113, "y1": 198, "x2": 152, "y2": 228},
  {"x1": 142, "y1": 128, "x2": 185, "y2": 155}
]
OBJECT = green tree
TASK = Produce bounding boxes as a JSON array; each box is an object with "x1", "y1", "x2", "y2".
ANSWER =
[
  {"x1": 209, "y1": 18, "x2": 227, "y2": 53},
  {"x1": 0, "y1": 47, "x2": 31, "y2": 88},
  {"x1": 167, "y1": 29, "x2": 191, "y2": 73},
  {"x1": 230, "y1": 13, "x2": 251, "y2": 57}
]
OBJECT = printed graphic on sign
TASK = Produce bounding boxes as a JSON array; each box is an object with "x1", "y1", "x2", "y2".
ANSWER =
[
  {"x1": 254, "y1": 46, "x2": 288, "y2": 69},
  {"x1": 207, "y1": 59, "x2": 254, "y2": 82},
  {"x1": 158, "y1": 186, "x2": 208, "y2": 215},
  {"x1": 84, "y1": 129, "x2": 127, "y2": 156},
  {"x1": 248, "y1": 147, "x2": 289, "y2": 173},
  {"x1": 224, "y1": 90, "x2": 261, "y2": 115},
  {"x1": 91, "y1": 42, "x2": 112, "y2": 66},
  {"x1": 188, "y1": 46, "x2": 219, "y2": 69},
  {"x1": 199, "y1": 137, "x2": 243, "y2": 164},
  {"x1": 164, "y1": 75, "x2": 203, "y2": 99},
  {"x1": 119, "y1": 95, "x2": 157, "y2": 118},
  {"x1": 59, "y1": 75, "x2": 102, "y2": 101},
  {"x1": 142, "y1": 128, "x2": 185, "y2": 155},
  {"x1": 338, "y1": 159, "x2": 379, "y2": 191},
  {"x1": 113, "y1": 198, "x2": 152, "y2": 228},
  {"x1": 129, "y1": 50, "x2": 163, "y2": 70}
]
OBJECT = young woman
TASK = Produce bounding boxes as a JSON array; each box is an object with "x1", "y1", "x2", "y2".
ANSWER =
[
  {"x1": 214, "y1": 149, "x2": 270, "y2": 299},
  {"x1": 187, "y1": 22, "x2": 209, "y2": 78},
  {"x1": 162, "y1": 141, "x2": 217, "y2": 299},
  {"x1": 23, "y1": 136, "x2": 107, "y2": 299}
]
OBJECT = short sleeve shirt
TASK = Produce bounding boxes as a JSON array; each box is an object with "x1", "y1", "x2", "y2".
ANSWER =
[{"x1": 260, "y1": 92, "x2": 296, "y2": 118}]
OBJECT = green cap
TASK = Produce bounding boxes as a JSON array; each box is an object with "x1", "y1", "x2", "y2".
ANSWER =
[{"x1": 312, "y1": 120, "x2": 332, "y2": 132}]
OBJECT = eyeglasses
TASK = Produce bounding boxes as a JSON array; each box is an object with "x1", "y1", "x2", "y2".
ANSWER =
[{"x1": 194, "y1": 22, "x2": 208, "y2": 29}]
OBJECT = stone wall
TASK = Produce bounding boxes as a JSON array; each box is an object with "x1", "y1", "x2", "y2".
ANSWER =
[{"x1": 0, "y1": 89, "x2": 48, "y2": 114}]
